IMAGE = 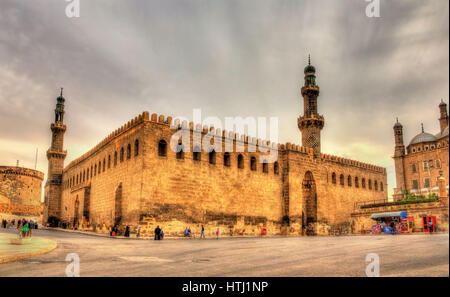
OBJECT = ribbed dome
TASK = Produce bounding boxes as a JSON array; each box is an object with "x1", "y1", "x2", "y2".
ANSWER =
[{"x1": 409, "y1": 132, "x2": 437, "y2": 145}]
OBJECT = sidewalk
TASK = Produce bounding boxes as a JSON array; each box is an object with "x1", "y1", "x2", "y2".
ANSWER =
[{"x1": 0, "y1": 233, "x2": 57, "y2": 264}]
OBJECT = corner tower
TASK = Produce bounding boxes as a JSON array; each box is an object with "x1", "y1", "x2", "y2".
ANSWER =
[
  {"x1": 298, "y1": 56, "x2": 325, "y2": 155},
  {"x1": 43, "y1": 88, "x2": 67, "y2": 225}
]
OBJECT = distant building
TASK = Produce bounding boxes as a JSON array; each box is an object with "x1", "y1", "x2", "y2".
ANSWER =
[{"x1": 393, "y1": 101, "x2": 449, "y2": 200}]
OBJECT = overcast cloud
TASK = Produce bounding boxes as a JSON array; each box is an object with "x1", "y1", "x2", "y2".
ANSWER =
[{"x1": 0, "y1": 0, "x2": 448, "y2": 199}]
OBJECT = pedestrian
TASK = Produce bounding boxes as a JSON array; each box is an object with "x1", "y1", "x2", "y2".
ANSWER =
[
  {"x1": 160, "y1": 229, "x2": 164, "y2": 240},
  {"x1": 216, "y1": 228, "x2": 219, "y2": 240},
  {"x1": 428, "y1": 220, "x2": 434, "y2": 235},
  {"x1": 200, "y1": 225, "x2": 205, "y2": 239},
  {"x1": 124, "y1": 225, "x2": 130, "y2": 237},
  {"x1": 22, "y1": 220, "x2": 29, "y2": 238},
  {"x1": 136, "y1": 224, "x2": 141, "y2": 238},
  {"x1": 390, "y1": 221, "x2": 396, "y2": 235},
  {"x1": 154, "y1": 225, "x2": 161, "y2": 240}
]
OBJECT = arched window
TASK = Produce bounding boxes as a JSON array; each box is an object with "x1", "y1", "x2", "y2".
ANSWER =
[
  {"x1": 274, "y1": 161, "x2": 279, "y2": 174},
  {"x1": 362, "y1": 178, "x2": 366, "y2": 189},
  {"x1": 339, "y1": 174, "x2": 344, "y2": 186},
  {"x1": 224, "y1": 152, "x2": 231, "y2": 167},
  {"x1": 193, "y1": 145, "x2": 201, "y2": 161},
  {"x1": 380, "y1": 182, "x2": 384, "y2": 192},
  {"x1": 87, "y1": 168, "x2": 90, "y2": 180},
  {"x1": 98, "y1": 161, "x2": 101, "y2": 174},
  {"x1": 355, "y1": 176, "x2": 359, "y2": 188},
  {"x1": 134, "y1": 139, "x2": 139, "y2": 157},
  {"x1": 103, "y1": 158, "x2": 106, "y2": 172},
  {"x1": 176, "y1": 143, "x2": 184, "y2": 160},
  {"x1": 90, "y1": 165, "x2": 93, "y2": 178},
  {"x1": 127, "y1": 144, "x2": 131, "y2": 159},
  {"x1": 94, "y1": 164, "x2": 97, "y2": 176},
  {"x1": 83, "y1": 170, "x2": 85, "y2": 182},
  {"x1": 76, "y1": 174, "x2": 78, "y2": 184},
  {"x1": 368, "y1": 179, "x2": 372, "y2": 190},
  {"x1": 120, "y1": 147, "x2": 124, "y2": 162},
  {"x1": 347, "y1": 175, "x2": 352, "y2": 187},
  {"x1": 374, "y1": 181, "x2": 378, "y2": 191},
  {"x1": 108, "y1": 155, "x2": 111, "y2": 168},
  {"x1": 332, "y1": 172, "x2": 337, "y2": 184},
  {"x1": 158, "y1": 140, "x2": 167, "y2": 157},
  {"x1": 209, "y1": 149, "x2": 216, "y2": 164},
  {"x1": 250, "y1": 156, "x2": 257, "y2": 171},
  {"x1": 237, "y1": 154, "x2": 244, "y2": 169},
  {"x1": 262, "y1": 160, "x2": 268, "y2": 173},
  {"x1": 114, "y1": 152, "x2": 117, "y2": 166}
]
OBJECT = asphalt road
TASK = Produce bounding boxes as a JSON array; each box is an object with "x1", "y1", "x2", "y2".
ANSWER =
[{"x1": 0, "y1": 229, "x2": 448, "y2": 277}]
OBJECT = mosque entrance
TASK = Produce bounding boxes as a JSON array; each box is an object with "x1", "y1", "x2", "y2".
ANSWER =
[
  {"x1": 302, "y1": 171, "x2": 317, "y2": 236},
  {"x1": 114, "y1": 183, "x2": 123, "y2": 226}
]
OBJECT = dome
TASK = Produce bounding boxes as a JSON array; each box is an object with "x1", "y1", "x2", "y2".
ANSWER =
[
  {"x1": 409, "y1": 132, "x2": 437, "y2": 145},
  {"x1": 435, "y1": 126, "x2": 449, "y2": 139},
  {"x1": 304, "y1": 64, "x2": 316, "y2": 74}
]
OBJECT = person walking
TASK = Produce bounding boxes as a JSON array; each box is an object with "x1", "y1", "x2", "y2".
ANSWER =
[
  {"x1": 200, "y1": 225, "x2": 205, "y2": 239},
  {"x1": 160, "y1": 229, "x2": 164, "y2": 240},
  {"x1": 136, "y1": 224, "x2": 141, "y2": 238},
  {"x1": 216, "y1": 228, "x2": 220, "y2": 240},
  {"x1": 124, "y1": 225, "x2": 130, "y2": 237},
  {"x1": 428, "y1": 219, "x2": 434, "y2": 235},
  {"x1": 154, "y1": 225, "x2": 161, "y2": 240}
]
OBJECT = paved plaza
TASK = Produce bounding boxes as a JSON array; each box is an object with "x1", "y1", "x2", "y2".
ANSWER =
[{"x1": 0, "y1": 229, "x2": 448, "y2": 277}]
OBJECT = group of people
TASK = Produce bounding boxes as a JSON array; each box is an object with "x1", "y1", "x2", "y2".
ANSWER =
[
  {"x1": 154, "y1": 225, "x2": 164, "y2": 240},
  {"x1": 184, "y1": 225, "x2": 219, "y2": 239},
  {"x1": 1, "y1": 218, "x2": 38, "y2": 238}
]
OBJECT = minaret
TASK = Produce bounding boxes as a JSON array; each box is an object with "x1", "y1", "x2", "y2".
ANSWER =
[
  {"x1": 393, "y1": 118, "x2": 406, "y2": 196},
  {"x1": 439, "y1": 99, "x2": 449, "y2": 133},
  {"x1": 298, "y1": 55, "x2": 324, "y2": 155},
  {"x1": 43, "y1": 88, "x2": 67, "y2": 225}
]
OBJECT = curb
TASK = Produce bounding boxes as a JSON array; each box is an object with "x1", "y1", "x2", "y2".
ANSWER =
[{"x1": 0, "y1": 238, "x2": 58, "y2": 264}]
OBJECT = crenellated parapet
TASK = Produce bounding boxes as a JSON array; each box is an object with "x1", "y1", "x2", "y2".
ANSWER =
[
  {"x1": 319, "y1": 153, "x2": 386, "y2": 174},
  {"x1": 0, "y1": 166, "x2": 44, "y2": 180},
  {"x1": 65, "y1": 111, "x2": 150, "y2": 170}
]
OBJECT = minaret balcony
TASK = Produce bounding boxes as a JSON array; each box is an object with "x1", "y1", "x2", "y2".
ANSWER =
[
  {"x1": 301, "y1": 85, "x2": 320, "y2": 96},
  {"x1": 46, "y1": 149, "x2": 68, "y2": 159},
  {"x1": 51, "y1": 122, "x2": 67, "y2": 132},
  {"x1": 298, "y1": 114, "x2": 325, "y2": 130}
]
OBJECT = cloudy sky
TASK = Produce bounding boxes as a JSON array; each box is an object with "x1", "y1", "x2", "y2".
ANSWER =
[{"x1": 0, "y1": 0, "x2": 448, "y2": 198}]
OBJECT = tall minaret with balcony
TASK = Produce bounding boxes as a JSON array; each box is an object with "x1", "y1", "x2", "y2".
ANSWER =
[
  {"x1": 43, "y1": 89, "x2": 67, "y2": 225},
  {"x1": 298, "y1": 56, "x2": 325, "y2": 155},
  {"x1": 393, "y1": 118, "x2": 406, "y2": 196}
]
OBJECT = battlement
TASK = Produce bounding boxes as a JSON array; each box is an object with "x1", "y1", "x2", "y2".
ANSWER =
[
  {"x1": 65, "y1": 111, "x2": 150, "y2": 170},
  {"x1": 319, "y1": 153, "x2": 386, "y2": 173},
  {"x1": 0, "y1": 166, "x2": 44, "y2": 180}
]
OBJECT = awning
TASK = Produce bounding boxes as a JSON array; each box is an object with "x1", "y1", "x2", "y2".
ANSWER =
[{"x1": 370, "y1": 211, "x2": 407, "y2": 219}]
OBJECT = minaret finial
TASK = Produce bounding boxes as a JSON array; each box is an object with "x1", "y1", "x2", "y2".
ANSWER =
[
  {"x1": 396, "y1": 117, "x2": 399, "y2": 123},
  {"x1": 308, "y1": 54, "x2": 311, "y2": 66},
  {"x1": 421, "y1": 123, "x2": 424, "y2": 133},
  {"x1": 60, "y1": 87, "x2": 63, "y2": 97}
]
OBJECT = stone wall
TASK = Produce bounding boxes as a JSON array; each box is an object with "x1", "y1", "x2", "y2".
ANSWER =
[
  {"x1": 55, "y1": 111, "x2": 389, "y2": 237},
  {"x1": 0, "y1": 166, "x2": 44, "y2": 217}
]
